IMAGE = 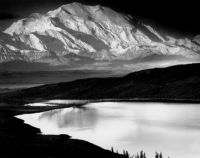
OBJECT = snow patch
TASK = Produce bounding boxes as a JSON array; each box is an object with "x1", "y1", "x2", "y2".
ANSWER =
[{"x1": 143, "y1": 24, "x2": 166, "y2": 42}]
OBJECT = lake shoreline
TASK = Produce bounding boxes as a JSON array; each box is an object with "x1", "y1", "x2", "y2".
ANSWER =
[
  {"x1": 89, "y1": 98, "x2": 200, "y2": 104},
  {"x1": 0, "y1": 103, "x2": 128, "y2": 158},
  {"x1": 1, "y1": 98, "x2": 199, "y2": 158},
  {"x1": 2, "y1": 97, "x2": 200, "y2": 108},
  {"x1": 14, "y1": 101, "x2": 200, "y2": 158}
]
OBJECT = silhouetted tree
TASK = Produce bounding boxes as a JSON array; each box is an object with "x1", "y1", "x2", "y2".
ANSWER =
[
  {"x1": 138, "y1": 151, "x2": 147, "y2": 158},
  {"x1": 140, "y1": 150, "x2": 144, "y2": 158},
  {"x1": 155, "y1": 152, "x2": 159, "y2": 158},
  {"x1": 111, "y1": 147, "x2": 114, "y2": 153},
  {"x1": 122, "y1": 150, "x2": 130, "y2": 158},
  {"x1": 135, "y1": 152, "x2": 140, "y2": 158},
  {"x1": 144, "y1": 152, "x2": 147, "y2": 158},
  {"x1": 159, "y1": 152, "x2": 163, "y2": 158}
]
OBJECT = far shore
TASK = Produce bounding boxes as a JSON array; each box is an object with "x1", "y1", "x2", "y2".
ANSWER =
[{"x1": 1, "y1": 97, "x2": 200, "y2": 118}]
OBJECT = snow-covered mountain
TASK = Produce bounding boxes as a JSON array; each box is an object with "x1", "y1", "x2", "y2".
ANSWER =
[
  {"x1": 194, "y1": 35, "x2": 200, "y2": 46},
  {"x1": 0, "y1": 2, "x2": 200, "y2": 71}
]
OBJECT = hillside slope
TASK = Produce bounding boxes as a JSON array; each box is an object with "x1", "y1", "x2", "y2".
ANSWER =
[{"x1": 1, "y1": 63, "x2": 200, "y2": 103}]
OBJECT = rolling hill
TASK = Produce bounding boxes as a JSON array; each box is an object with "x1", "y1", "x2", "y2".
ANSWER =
[{"x1": 2, "y1": 63, "x2": 200, "y2": 103}]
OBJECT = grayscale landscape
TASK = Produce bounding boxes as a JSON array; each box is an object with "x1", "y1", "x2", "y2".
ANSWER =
[{"x1": 0, "y1": 1, "x2": 200, "y2": 158}]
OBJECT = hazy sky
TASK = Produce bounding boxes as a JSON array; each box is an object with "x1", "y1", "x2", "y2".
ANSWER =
[{"x1": 0, "y1": 0, "x2": 199, "y2": 37}]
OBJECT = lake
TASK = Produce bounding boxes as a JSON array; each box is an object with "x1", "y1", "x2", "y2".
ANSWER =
[{"x1": 16, "y1": 102, "x2": 200, "y2": 158}]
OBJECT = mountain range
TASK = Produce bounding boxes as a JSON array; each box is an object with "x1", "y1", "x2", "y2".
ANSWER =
[{"x1": 0, "y1": 2, "x2": 200, "y2": 72}]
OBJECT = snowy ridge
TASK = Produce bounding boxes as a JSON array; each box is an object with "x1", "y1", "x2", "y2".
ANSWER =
[
  {"x1": 143, "y1": 24, "x2": 166, "y2": 42},
  {"x1": 0, "y1": 2, "x2": 200, "y2": 69}
]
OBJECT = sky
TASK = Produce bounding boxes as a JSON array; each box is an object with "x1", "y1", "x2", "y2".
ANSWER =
[{"x1": 0, "y1": 0, "x2": 199, "y2": 37}]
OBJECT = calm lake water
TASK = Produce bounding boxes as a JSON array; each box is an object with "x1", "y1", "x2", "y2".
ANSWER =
[{"x1": 16, "y1": 102, "x2": 200, "y2": 158}]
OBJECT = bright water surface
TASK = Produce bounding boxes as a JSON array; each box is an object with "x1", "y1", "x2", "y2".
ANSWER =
[{"x1": 16, "y1": 102, "x2": 200, "y2": 158}]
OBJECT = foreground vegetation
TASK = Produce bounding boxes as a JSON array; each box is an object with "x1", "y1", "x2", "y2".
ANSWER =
[{"x1": 114, "y1": 148, "x2": 167, "y2": 158}]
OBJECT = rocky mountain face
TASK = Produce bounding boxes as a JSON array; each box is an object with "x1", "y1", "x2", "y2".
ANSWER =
[
  {"x1": 0, "y1": 2, "x2": 200, "y2": 71},
  {"x1": 193, "y1": 35, "x2": 200, "y2": 45}
]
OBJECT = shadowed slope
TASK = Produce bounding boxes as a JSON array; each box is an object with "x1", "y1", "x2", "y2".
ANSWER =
[{"x1": 1, "y1": 63, "x2": 200, "y2": 103}]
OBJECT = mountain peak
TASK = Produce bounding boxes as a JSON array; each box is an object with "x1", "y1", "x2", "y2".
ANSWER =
[
  {"x1": 0, "y1": 3, "x2": 200, "y2": 71},
  {"x1": 57, "y1": 2, "x2": 132, "y2": 27},
  {"x1": 4, "y1": 2, "x2": 133, "y2": 36}
]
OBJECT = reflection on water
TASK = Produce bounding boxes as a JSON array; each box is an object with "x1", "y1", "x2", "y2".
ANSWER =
[
  {"x1": 16, "y1": 102, "x2": 200, "y2": 158},
  {"x1": 38, "y1": 107, "x2": 98, "y2": 129}
]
